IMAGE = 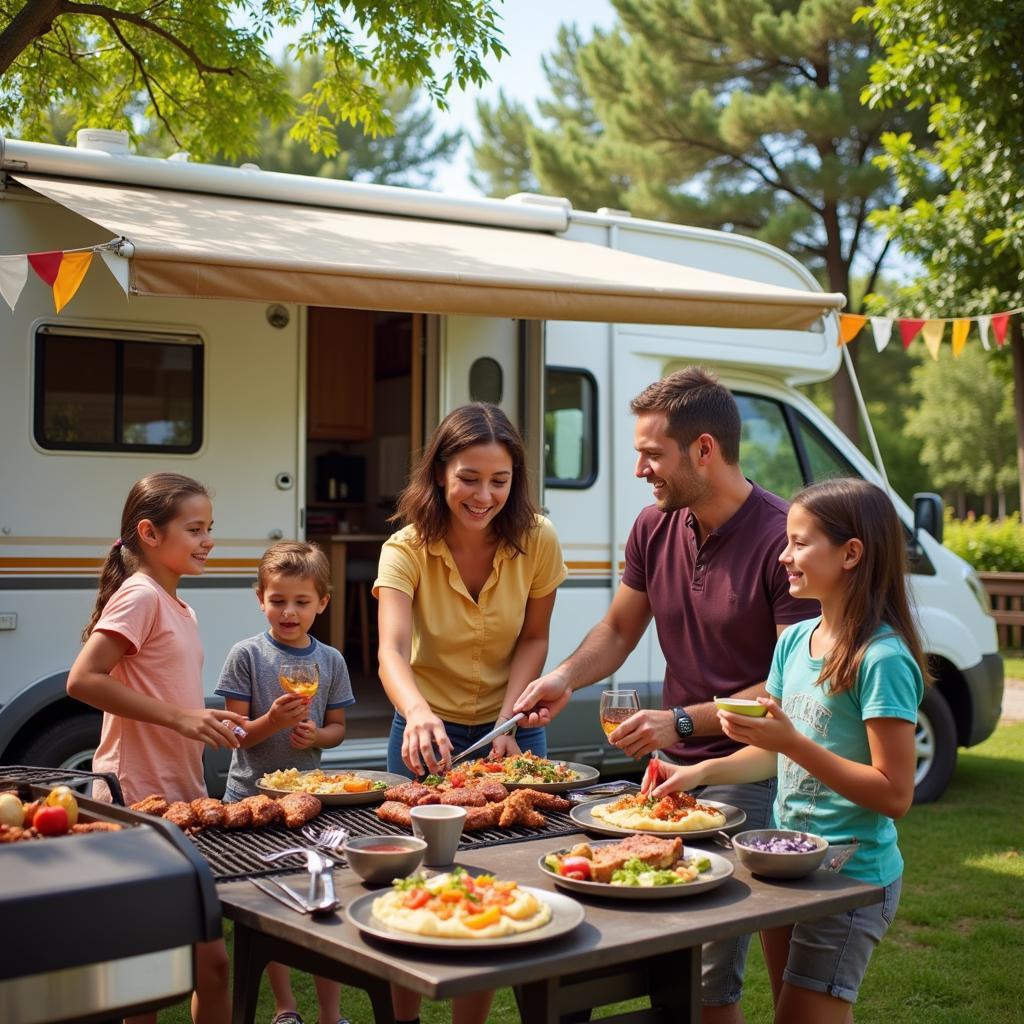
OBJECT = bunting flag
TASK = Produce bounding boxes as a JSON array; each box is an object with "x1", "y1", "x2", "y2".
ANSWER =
[
  {"x1": 839, "y1": 306, "x2": 1023, "y2": 359},
  {"x1": 0, "y1": 241, "x2": 123, "y2": 314}
]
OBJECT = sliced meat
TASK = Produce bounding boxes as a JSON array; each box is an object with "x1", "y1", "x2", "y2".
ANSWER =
[
  {"x1": 190, "y1": 798, "x2": 226, "y2": 829},
  {"x1": 590, "y1": 834, "x2": 684, "y2": 882},
  {"x1": 439, "y1": 789, "x2": 486, "y2": 807},
  {"x1": 164, "y1": 801, "x2": 199, "y2": 830},
  {"x1": 278, "y1": 792, "x2": 322, "y2": 828},
  {"x1": 376, "y1": 800, "x2": 413, "y2": 828}
]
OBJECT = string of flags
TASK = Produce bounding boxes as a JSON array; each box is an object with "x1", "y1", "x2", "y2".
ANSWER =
[
  {"x1": 838, "y1": 308, "x2": 1021, "y2": 358},
  {"x1": 0, "y1": 239, "x2": 127, "y2": 314}
]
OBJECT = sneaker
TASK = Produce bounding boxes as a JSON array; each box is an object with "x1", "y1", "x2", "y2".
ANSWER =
[{"x1": 270, "y1": 1013, "x2": 304, "y2": 1024}]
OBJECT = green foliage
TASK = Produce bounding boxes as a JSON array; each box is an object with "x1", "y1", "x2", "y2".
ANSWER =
[
  {"x1": 943, "y1": 510, "x2": 1024, "y2": 572},
  {"x1": 1, "y1": 1, "x2": 505, "y2": 161}
]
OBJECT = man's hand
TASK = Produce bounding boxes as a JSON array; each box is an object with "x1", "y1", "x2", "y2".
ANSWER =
[
  {"x1": 289, "y1": 719, "x2": 319, "y2": 750},
  {"x1": 268, "y1": 693, "x2": 309, "y2": 732},
  {"x1": 609, "y1": 709, "x2": 678, "y2": 759},
  {"x1": 512, "y1": 671, "x2": 573, "y2": 727}
]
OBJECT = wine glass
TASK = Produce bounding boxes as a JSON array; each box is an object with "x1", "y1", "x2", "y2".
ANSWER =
[
  {"x1": 599, "y1": 688, "x2": 640, "y2": 739},
  {"x1": 279, "y1": 660, "x2": 319, "y2": 699}
]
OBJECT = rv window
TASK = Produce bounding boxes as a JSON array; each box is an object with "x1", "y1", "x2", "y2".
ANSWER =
[
  {"x1": 545, "y1": 367, "x2": 597, "y2": 488},
  {"x1": 735, "y1": 394, "x2": 803, "y2": 499},
  {"x1": 34, "y1": 327, "x2": 203, "y2": 453},
  {"x1": 793, "y1": 413, "x2": 857, "y2": 483}
]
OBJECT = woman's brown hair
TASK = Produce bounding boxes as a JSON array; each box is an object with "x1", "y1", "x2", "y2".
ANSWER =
[
  {"x1": 792, "y1": 478, "x2": 930, "y2": 694},
  {"x1": 390, "y1": 403, "x2": 539, "y2": 554},
  {"x1": 82, "y1": 473, "x2": 210, "y2": 640}
]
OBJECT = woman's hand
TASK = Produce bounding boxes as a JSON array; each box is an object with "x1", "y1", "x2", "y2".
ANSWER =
[
  {"x1": 268, "y1": 693, "x2": 309, "y2": 732},
  {"x1": 647, "y1": 757, "x2": 708, "y2": 799},
  {"x1": 718, "y1": 697, "x2": 798, "y2": 754},
  {"x1": 490, "y1": 732, "x2": 522, "y2": 759},
  {"x1": 289, "y1": 719, "x2": 319, "y2": 750},
  {"x1": 174, "y1": 708, "x2": 247, "y2": 749},
  {"x1": 402, "y1": 707, "x2": 453, "y2": 776}
]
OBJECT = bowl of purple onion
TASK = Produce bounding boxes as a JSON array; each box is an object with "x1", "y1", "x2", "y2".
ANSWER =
[{"x1": 731, "y1": 829, "x2": 829, "y2": 879}]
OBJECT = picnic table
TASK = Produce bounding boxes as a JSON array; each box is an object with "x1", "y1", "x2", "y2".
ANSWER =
[{"x1": 218, "y1": 831, "x2": 881, "y2": 1024}]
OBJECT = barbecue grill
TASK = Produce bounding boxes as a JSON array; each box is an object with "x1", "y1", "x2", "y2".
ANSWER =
[{"x1": 0, "y1": 768, "x2": 221, "y2": 1024}]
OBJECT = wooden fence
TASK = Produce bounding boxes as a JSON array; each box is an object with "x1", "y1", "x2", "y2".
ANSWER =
[{"x1": 979, "y1": 572, "x2": 1024, "y2": 651}]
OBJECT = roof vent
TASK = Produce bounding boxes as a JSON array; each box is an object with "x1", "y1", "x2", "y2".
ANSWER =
[
  {"x1": 597, "y1": 207, "x2": 631, "y2": 218},
  {"x1": 76, "y1": 129, "x2": 130, "y2": 155},
  {"x1": 504, "y1": 192, "x2": 572, "y2": 214},
  {"x1": 167, "y1": 151, "x2": 191, "y2": 163}
]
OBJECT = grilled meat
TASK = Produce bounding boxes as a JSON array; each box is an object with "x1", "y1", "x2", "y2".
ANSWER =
[
  {"x1": 463, "y1": 803, "x2": 503, "y2": 830},
  {"x1": 239, "y1": 795, "x2": 281, "y2": 828},
  {"x1": 278, "y1": 792, "x2": 321, "y2": 828},
  {"x1": 221, "y1": 801, "x2": 252, "y2": 829},
  {"x1": 376, "y1": 800, "x2": 413, "y2": 827},
  {"x1": 384, "y1": 783, "x2": 432, "y2": 804},
  {"x1": 164, "y1": 801, "x2": 199, "y2": 830},
  {"x1": 498, "y1": 789, "x2": 546, "y2": 828},
  {"x1": 189, "y1": 798, "x2": 226, "y2": 829},
  {"x1": 525, "y1": 791, "x2": 570, "y2": 812},
  {"x1": 467, "y1": 780, "x2": 509, "y2": 802},
  {"x1": 70, "y1": 821, "x2": 123, "y2": 834},
  {"x1": 439, "y1": 788, "x2": 486, "y2": 807},
  {"x1": 589, "y1": 834, "x2": 684, "y2": 883},
  {"x1": 130, "y1": 794, "x2": 169, "y2": 817}
]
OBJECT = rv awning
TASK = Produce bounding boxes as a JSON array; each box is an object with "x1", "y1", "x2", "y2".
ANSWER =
[{"x1": 17, "y1": 175, "x2": 845, "y2": 330}]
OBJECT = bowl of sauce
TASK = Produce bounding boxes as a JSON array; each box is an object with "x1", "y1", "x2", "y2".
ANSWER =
[{"x1": 343, "y1": 834, "x2": 427, "y2": 884}]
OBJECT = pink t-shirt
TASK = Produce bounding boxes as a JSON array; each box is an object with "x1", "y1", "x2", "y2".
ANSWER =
[{"x1": 90, "y1": 572, "x2": 206, "y2": 804}]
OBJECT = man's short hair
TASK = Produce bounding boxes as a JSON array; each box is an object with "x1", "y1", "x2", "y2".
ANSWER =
[{"x1": 630, "y1": 367, "x2": 741, "y2": 464}]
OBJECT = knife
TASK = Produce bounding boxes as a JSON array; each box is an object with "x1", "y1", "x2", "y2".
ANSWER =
[
  {"x1": 446, "y1": 713, "x2": 525, "y2": 769},
  {"x1": 250, "y1": 876, "x2": 310, "y2": 914}
]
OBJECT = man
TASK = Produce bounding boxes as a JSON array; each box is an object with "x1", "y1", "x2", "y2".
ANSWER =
[{"x1": 515, "y1": 367, "x2": 816, "y2": 1024}]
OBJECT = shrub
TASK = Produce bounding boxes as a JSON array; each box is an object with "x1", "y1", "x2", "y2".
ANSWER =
[{"x1": 943, "y1": 510, "x2": 1024, "y2": 572}]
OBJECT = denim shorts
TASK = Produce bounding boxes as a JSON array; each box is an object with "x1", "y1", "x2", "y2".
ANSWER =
[
  {"x1": 783, "y1": 875, "x2": 901, "y2": 1003},
  {"x1": 386, "y1": 711, "x2": 547, "y2": 778}
]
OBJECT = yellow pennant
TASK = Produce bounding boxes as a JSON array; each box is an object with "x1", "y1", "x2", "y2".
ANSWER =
[
  {"x1": 921, "y1": 319, "x2": 945, "y2": 360},
  {"x1": 951, "y1": 319, "x2": 970, "y2": 357},
  {"x1": 838, "y1": 314, "x2": 867, "y2": 346},
  {"x1": 52, "y1": 251, "x2": 94, "y2": 312}
]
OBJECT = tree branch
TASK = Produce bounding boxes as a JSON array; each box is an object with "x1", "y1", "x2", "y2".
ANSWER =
[
  {"x1": 860, "y1": 236, "x2": 893, "y2": 307},
  {"x1": 0, "y1": 0, "x2": 64, "y2": 75}
]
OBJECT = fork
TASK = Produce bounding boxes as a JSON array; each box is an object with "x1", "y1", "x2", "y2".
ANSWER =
[
  {"x1": 258, "y1": 846, "x2": 312, "y2": 863},
  {"x1": 301, "y1": 824, "x2": 349, "y2": 850}
]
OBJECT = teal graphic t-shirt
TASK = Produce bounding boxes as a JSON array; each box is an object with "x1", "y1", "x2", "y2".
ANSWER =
[{"x1": 766, "y1": 618, "x2": 924, "y2": 886}]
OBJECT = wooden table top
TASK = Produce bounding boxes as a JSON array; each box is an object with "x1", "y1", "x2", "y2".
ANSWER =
[{"x1": 218, "y1": 832, "x2": 882, "y2": 1001}]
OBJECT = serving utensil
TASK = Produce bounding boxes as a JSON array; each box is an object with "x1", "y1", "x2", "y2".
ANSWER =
[{"x1": 445, "y1": 713, "x2": 525, "y2": 768}]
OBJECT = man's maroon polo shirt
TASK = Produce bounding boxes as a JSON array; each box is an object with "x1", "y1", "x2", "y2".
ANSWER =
[{"x1": 620, "y1": 481, "x2": 816, "y2": 764}]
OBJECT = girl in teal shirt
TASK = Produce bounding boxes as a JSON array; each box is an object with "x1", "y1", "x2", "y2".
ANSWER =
[{"x1": 649, "y1": 478, "x2": 926, "y2": 1022}]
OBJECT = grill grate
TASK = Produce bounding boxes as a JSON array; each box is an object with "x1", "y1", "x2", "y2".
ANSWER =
[
  {"x1": 188, "y1": 803, "x2": 580, "y2": 883},
  {"x1": 0, "y1": 764, "x2": 125, "y2": 805}
]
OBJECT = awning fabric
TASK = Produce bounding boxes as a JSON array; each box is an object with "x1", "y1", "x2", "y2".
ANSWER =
[{"x1": 17, "y1": 175, "x2": 845, "y2": 330}]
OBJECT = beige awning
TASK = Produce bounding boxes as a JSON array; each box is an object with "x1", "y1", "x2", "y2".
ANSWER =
[{"x1": 17, "y1": 174, "x2": 845, "y2": 330}]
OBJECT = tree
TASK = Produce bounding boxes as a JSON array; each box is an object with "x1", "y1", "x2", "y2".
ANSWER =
[
  {"x1": 471, "y1": 1, "x2": 930, "y2": 442},
  {"x1": 861, "y1": 0, "x2": 1024, "y2": 508},
  {"x1": 0, "y1": 1, "x2": 505, "y2": 161}
]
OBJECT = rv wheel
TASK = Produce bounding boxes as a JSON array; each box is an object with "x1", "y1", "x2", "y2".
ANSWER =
[
  {"x1": 15, "y1": 711, "x2": 101, "y2": 773},
  {"x1": 913, "y1": 688, "x2": 957, "y2": 804}
]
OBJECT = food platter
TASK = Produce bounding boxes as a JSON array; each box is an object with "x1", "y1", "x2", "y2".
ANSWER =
[
  {"x1": 539, "y1": 841, "x2": 734, "y2": 901},
  {"x1": 346, "y1": 886, "x2": 584, "y2": 949},
  {"x1": 570, "y1": 798, "x2": 746, "y2": 839},
  {"x1": 451, "y1": 758, "x2": 600, "y2": 793},
  {"x1": 256, "y1": 770, "x2": 408, "y2": 806}
]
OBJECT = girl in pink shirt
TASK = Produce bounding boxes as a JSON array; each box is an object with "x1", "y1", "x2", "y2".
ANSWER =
[{"x1": 69, "y1": 472, "x2": 245, "y2": 1024}]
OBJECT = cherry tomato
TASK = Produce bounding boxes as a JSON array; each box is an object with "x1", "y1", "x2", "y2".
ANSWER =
[
  {"x1": 33, "y1": 804, "x2": 69, "y2": 836},
  {"x1": 406, "y1": 888, "x2": 430, "y2": 910},
  {"x1": 449, "y1": 771, "x2": 467, "y2": 788},
  {"x1": 559, "y1": 856, "x2": 592, "y2": 881},
  {"x1": 45, "y1": 786, "x2": 79, "y2": 827},
  {"x1": 481, "y1": 762, "x2": 504, "y2": 773}
]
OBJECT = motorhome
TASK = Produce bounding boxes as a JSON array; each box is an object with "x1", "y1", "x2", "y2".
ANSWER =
[{"x1": 0, "y1": 131, "x2": 1003, "y2": 803}]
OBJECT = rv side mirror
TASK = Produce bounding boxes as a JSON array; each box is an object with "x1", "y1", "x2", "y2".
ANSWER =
[{"x1": 913, "y1": 492, "x2": 943, "y2": 543}]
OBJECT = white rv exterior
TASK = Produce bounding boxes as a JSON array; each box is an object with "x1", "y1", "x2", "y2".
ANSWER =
[{"x1": 0, "y1": 135, "x2": 1002, "y2": 803}]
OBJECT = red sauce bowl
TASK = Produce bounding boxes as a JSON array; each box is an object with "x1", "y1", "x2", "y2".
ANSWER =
[{"x1": 343, "y1": 834, "x2": 427, "y2": 884}]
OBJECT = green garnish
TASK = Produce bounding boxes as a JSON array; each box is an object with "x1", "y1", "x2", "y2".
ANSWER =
[
  {"x1": 372, "y1": 781, "x2": 387, "y2": 791},
  {"x1": 422, "y1": 774, "x2": 443, "y2": 786},
  {"x1": 393, "y1": 873, "x2": 428, "y2": 891}
]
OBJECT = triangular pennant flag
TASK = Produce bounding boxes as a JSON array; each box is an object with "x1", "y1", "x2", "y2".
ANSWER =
[
  {"x1": 951, "y1": 319, "x2": 970, "y2": 357},
  {"x1": 27, "y1": 251, "x2": 63, "y2": 287},
  {"x1": 839, "y1": 314, "x2": 867, "y2": 346},
  {"x1": 52, "y1": 251, "x2": 93, "y2": 313},
  {"x1": 0, "y1": 254, "x2": 28, "y2": 312},
  {"x1": 100, "y1": 250, "x2": 131, "y2": 295},
  {"x1": 870, "y1": 317, "x2": 894, "y2": 352},
  {"x1": 922, "y1": 319, "x2": 945, "y2": 360},
  {"x1": 977, "y1": 315, "x2": 992, "y2": 350},
  {"x1": 993, "y1": 313, "x2": 1011, "y2": 347},
  {"x1": 899, "y1": 319, "x2": 925, "y2": 349}
]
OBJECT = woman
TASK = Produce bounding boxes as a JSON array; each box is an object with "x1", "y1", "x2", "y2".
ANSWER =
[{"x1": 375, "y1": 402, "x2": 567, "y2": 779}]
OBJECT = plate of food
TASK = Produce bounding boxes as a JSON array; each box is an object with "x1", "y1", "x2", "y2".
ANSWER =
[
  {"x1": 570, "y1": 791, "x2": 746, "y2": 839},
  {"x1": 346, "y1": 867, "x2": 584, "y2": 949},
  {"x1": 257, "y1": 768, "x2": 408, "y2": 806},
  {"x1": 447, "y1": 752, "x2": 599, "y2": 792},
  {"x1": 539, "y1": 835, "x2": 734, "y2": 900}
]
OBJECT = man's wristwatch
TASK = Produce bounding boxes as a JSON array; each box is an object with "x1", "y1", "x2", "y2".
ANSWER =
[{"x1": 671, "y1": 706, "x2": 695, "y2": 739}]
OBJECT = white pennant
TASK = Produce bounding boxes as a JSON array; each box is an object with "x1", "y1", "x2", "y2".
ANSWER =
[
  {"x1": 870, "y1": 317, "x2": 894, "y2": 352},
  {"x1": 976, "y1": 315, "x2": 992, "y2": 351},
  {"x1": 100, "y1": 250, "x2": 131, "y2": 296},
  {"x1": 0, "y1": 254, "x2": 28, "y2": 312}
]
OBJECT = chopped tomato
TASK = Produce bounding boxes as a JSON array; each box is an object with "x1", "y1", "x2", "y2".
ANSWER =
[
  {"x1": 558, "y1": 856, "x2": 592, "y2": 881},
  {"x1": 463, "y1": 906, "x2": 501, "y2": 930},
  {"x1": 448, "y1": 771, "x2": 467, "y2": 788},
  {"x1": 405, "y1": 888, "x2": 430, "y2": 910},
  {"x1": 481, "y1": 762, "x2": 505, "y2": 773}
]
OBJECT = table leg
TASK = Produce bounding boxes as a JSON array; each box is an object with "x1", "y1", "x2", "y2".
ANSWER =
[
  {"x1": 328, "y1": 542, "x2": 348, "y2": 653},
  {"x1": 230, "y1": 923, "x2": 271, "y2": 1024},
  {"x1": 649, "y1": 947, "x2": 701, "y2": 1021},
  {"x1": 514, "y1": 977, "x2": 560, "y2": 1024}
]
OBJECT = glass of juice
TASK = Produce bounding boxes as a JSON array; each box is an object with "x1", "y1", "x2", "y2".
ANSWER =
[
  {"x1": 599, "y1": 689, "x2": 640, "y2": 739},
  {"x1": 279, "y1": 660, "x2": 319, "y2": 699}
]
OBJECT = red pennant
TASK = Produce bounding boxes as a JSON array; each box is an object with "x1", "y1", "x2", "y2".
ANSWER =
[
  {"x1": 899, "y1": 319, "x2": 925, "y2": 349},
  {"x1": 27, "y1": 251, "x2": 64, "y2": 286},
  {"x1": 992, "y1": 313, "x2": 1011, "y2": 347}
]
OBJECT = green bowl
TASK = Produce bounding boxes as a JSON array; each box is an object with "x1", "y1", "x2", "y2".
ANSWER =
[{"x1": 713, "y1": 696, "x2": 769, "y2": 717}]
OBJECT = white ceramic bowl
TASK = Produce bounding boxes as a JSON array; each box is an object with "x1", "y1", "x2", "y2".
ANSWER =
[{"x1": 732, "y1": 829, "x2": 829, "y2": 879}]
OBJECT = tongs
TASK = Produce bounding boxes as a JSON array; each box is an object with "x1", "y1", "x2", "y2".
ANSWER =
[{"x1": 445, "y1": 713, "x2": 525, "y2": 769}]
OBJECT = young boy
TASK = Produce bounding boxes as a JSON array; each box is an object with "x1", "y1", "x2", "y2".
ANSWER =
[{"x1": 216, "y1": 540, "x2": 354, "y2": 1024}]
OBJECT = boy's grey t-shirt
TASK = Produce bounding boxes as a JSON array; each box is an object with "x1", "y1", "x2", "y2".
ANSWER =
[{"x1": 215, "y1": 632, "x2": 355, "y2": 801}]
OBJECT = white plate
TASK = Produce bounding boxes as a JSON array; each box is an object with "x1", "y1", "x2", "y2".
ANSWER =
[
  {"x1": 257, "y1": 770, "x2": 408, "y2": 806},
  {"x1": 570, "y1": 798, "x2": 746, "y2": 839},
  {"x1": 346, "y1": 885, "x2": 584, "y2": 949},
  {"x1": 539, "y1": 841, "x2": 734, "y2": 900},
  {"x1": 452, "y1": 761, "x2": 600, "y2": 793}
]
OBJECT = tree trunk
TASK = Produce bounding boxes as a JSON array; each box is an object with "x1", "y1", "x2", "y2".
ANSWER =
[
  {"x1": 821, "y1": 199, "x2": 860, "y2": 445},
  {"x1": 1011, "y1": 317, "x2": 1024, "y2": 514},
  {"x1": 0, "y1": 0, "x2": 64, "y2": 76}
]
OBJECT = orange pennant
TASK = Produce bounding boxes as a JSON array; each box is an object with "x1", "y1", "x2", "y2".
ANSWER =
[
  {"x1": 921, "y1": 320, "x2": 944, "y2": 360},
  {"x1": 52, "y1": 251, "x2": 93, "y2": 312},
  {"x1": 951, "y1": 319, "x2": 970, "y2": 357},
  {"x1": 838, "y1": 314, "x2": 867, "y2": 346}
]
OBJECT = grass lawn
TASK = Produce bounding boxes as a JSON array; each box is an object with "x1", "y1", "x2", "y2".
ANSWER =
[{"x1": 160, "y1": 722, "x2": 1024, "y2": 1024}]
